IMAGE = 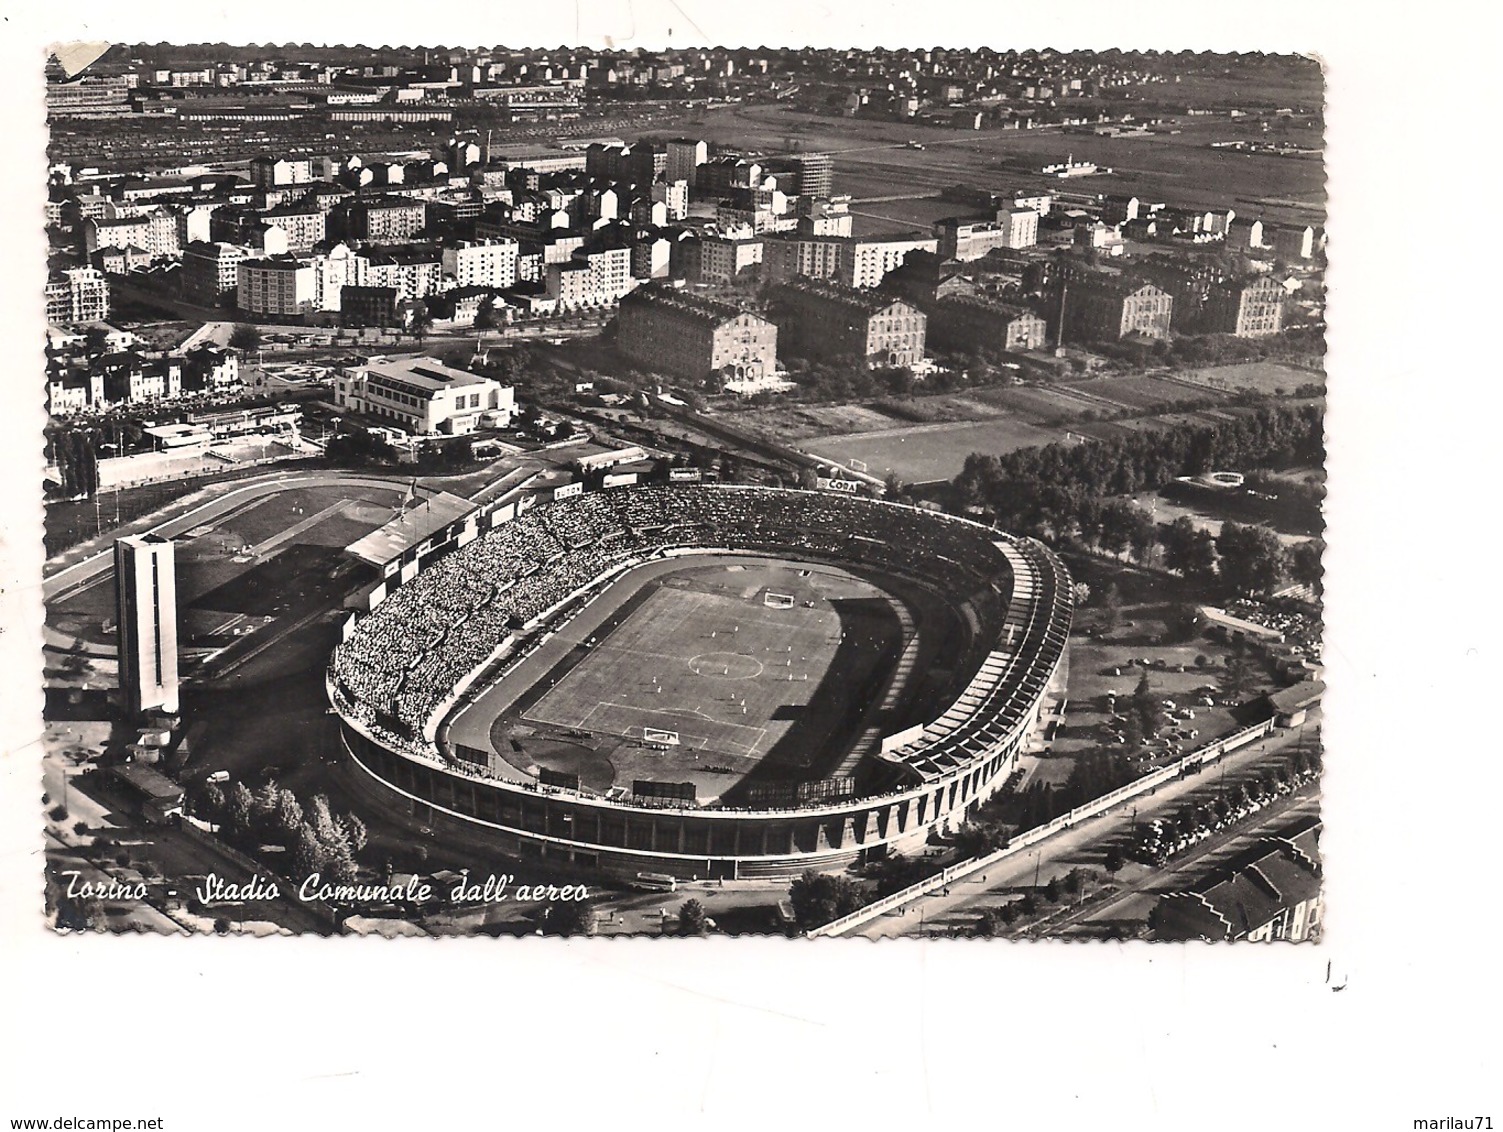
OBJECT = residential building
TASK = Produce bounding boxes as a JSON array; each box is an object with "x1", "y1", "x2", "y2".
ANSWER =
[
  {"x1": 115, "y1": 535, "x2": 180, "y2": 717},
  {"x1": 761, "y1": 233, "x2": 847, "y2": 284},
  {"x1": 46, "y1": 365, "x2": 104, "y2": 415},
  {"x1": 83, "y1": 211, "x2": 181, "y2": 259},
  {"x1": 335, "y1": 356, "x2": 514, "y2": 435},
  {"x1": 44, "y1": 267, "x2": 110, "y2": 325},
  {"x1": 237, "y1": 255, "x2": 318, "y2": 317},
  {"x1": 686, "y1": 232, "x2": 765, "y2": 284},
  {"x1": 339, "y1": 285, "x2": 403, "y2": 328},
  {"x1": 665, "y1": 138, "x2": 708, "y2": 186},
  {"x1": 616, "y1": 287, "x2": 778, "y2": 384},
  {"x1": 261, "y1": 203, "x2": 327, "y2": 252},
  {"x1": 181, "y1": 345, "x2": 240, "y2": 391},
  {"x1": 795, "y1": 152, "x2": 835, "y2": 199},
  {"x1": 250, "y1": 155, "x2": 316, "y2": 188},
  {"x1": 361, "y1": 247, "x2": 444, "y2": 300},
  {"x1": 94, "y1": 352, "x2": 183, "y2": 405},
  {"x1": 346, "y1": 196, "x2": 428, "y2": 243},
  {"x1": 442, "y1": 239, "x2": 519, "y2": 289},
  {"x1": 928, "y1": 295, "x2": 1049, "y2": 353},
  {"x1": 545, "y1": 244, "x2": 634, "y2": 307},
  {"x1": 935, "y1": 209, "x2": 1039, "y2": 260},
  {"x1": 772, "y1": 280, "x2": 926, "y2": 367},
  {"x1": 842, "y1": 235, "x2": 940, "y2": 289},
  {"x1": 181, "y1": 241, "x2": 248, "y2": 307},
  {"x1": 1267, "y1": 223, "x2": 1315, "y2": 261},
  {"x1": 1151, "y1": 834, "x2": 1322, "y2": 942}
]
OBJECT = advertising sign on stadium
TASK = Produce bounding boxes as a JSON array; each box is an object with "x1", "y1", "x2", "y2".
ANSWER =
[
  {"x1": 817, "y1": 476, "x2": 860, "y2": 494},
  {"x1": 668, "y1": 468, "x2": 703, "y2": 483},
  {"x1": 603, "y1": 471, "x2": 639, "y2": 488},
  {"x1": 552, "y1": 481, "x2": 584, "y2": 501},
  {"x1": 516, "y1": 494, "x2": 537, "y2": 513}
]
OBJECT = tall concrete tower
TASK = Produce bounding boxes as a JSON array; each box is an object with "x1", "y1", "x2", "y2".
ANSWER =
[{"x1": 114, "y1": 534, "x2": 179, "y2": 717}]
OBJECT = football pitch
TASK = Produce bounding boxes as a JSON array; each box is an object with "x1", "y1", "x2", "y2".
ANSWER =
[{"x1": 525, "y1": 585, "x2": 843, "y2": 763}]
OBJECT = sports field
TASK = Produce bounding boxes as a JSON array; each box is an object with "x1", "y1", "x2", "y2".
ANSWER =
[
  {"x1": 458, "y1": 556, "x2": 909, "y2": 804},
  {"x1": 810, "y1": 417, "x2": 1061, "y2": 484},
  {"x1": 47, "y1": 482, "x2": 403, "y2": 657}
]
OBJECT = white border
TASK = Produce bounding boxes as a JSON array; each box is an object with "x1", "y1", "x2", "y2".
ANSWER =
[{"x1": 2, "y1": 4, "x2": 1496, "y2": 1127}]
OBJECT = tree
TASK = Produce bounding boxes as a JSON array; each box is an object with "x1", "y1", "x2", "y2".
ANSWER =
[
  {"x1": 226, "y1": 782, "x2": 255, "y2": 837},
  {"x1": 1104, "y1": 845, "x2": 1124, "y2": 874},
  {"x1": 1043, "y1": 875, "x2": 1062, "y2": 902},
  {"x1": 1101, "y1": 581, "x2": 1122, "y2": 633},
  {"x1": 229, "y1": 324, "x2": 262, "y2": 351},
  {"x1": 1222, "y1": 655, "x2": 1261, "y2": 699},
  {"x1": 788, "y1": 870, "x2": 866, "y2": 929},
  {"x1": 1288, "y1": 537, "x2": 1325, "y2": 593},
  {"x1": 342, "y1": 814, "x2": 369, "y2": 855},
  {"x1": 200, "y1": 780, "x2": 226, "y2": 819},
  {"x1": 272, "y1": 789, "x2": 304, "y2": 839},
  {"x1": 677, "y1": 898, "x2": 708, "y2": 936},
  {"x1": 292, "y1": 822, "x2": 326, "y2": 880},
  {"x1": 1216, "y1": 522, "x2": 1286, "y2": 596},
  {"x1": 1160, "y1": 516, "x2": 1219, "y2": 582},
  {"x1": 542, "y1": 899, "x2": 597, "y2": 937}
]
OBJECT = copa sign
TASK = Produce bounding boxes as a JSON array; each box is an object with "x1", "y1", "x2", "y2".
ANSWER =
[{"x1": 816, "y1": 477, "x2": 860, "y2": 494}]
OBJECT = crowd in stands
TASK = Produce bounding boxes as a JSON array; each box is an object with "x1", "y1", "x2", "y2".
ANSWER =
[{"x1": 331, "y1": 485, "x2": 1024, "y2": 764}]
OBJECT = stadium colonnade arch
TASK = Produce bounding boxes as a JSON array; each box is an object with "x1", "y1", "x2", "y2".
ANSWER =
[{"x1": 328, "y1": 484, "x2": 1072, "y2": 880}]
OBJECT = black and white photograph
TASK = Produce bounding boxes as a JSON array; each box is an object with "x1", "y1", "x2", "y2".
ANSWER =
[
  {"x1": 0, "y1": 2, "x2": 1494, "y2": 1127},
  {"x1": 28, "y1": 41, "x2": 1331, "y2": 943}
]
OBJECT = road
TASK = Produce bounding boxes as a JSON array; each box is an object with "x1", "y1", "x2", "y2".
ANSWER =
[
  {"x1": 1035, "y1": 787, "x2": 1321, "y2": 939},
  {"x1": 852, "y1": 711, "x2": 1320, "y2": 939}
]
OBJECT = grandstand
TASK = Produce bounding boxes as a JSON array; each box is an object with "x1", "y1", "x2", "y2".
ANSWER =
[{"x1": 328, "y1": 484, "x2": 1072, "y2": 879}]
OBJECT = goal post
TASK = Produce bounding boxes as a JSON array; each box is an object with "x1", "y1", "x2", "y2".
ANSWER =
[
  {"x1": 642, "y1": 727, "x2": 681, "y2": 746},
  {"x1": 764, "y1": 592, "x2": 796, "y2": 609}
]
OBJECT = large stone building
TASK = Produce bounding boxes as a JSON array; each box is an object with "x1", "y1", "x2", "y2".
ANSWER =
[
  {"x1": 927, "y1": 295, "x2": 1049, "y2": 354},
  {"x1": 773, "y1": 281, "x2": 927, "y2": 367},
  {"x1": 616, "y1": 287, "x2": 778, "y2": 384},
  {"x1": 1060, "y1": 276, "x2": 1173, "y2": 342},
  {"x1": 1205, "y1": 275, "x2": 1286, "y2": 337}
]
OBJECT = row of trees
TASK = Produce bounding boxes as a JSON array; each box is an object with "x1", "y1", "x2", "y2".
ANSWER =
[
  {"x1": 198, "y1": 779, "x2": 368, "y2": 885},
  {"x1": 953, "y1": 402, "x2": 1325, "y2": 528},
  {"x1": 47, "y1": 429, "x2": 100, "y2": 498}
]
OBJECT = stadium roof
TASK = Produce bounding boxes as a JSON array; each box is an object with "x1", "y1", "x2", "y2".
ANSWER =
[{"x1": 345, "y1": 490, "x2": 475, "y2": 567}]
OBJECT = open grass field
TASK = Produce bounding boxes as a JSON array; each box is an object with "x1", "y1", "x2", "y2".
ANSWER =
[
  {"x1": 464, "y1": 557, "x2": 908, "y2": 804},
  {"x1": 809, "y1": 416, "x2": 1061, "y2": 484},
  {"x1": 1063, "y1": 374, "x2": 1229, "y2": 413},
  {"x1": 1170, "y1": 361, "x2": 1323, "y2": 397},
  {"x1": 637, "y1": 102, "x2": 1324, "y2": 227}
]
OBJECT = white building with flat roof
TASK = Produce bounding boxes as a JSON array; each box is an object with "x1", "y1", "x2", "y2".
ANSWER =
[{"x1": 335, "y1": 356, "x2": 514, "y2": 435}]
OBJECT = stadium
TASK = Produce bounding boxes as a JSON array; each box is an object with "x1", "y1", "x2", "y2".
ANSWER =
[{"x1": 328, "y1": 484, "x2": 1071, "y2": 879}]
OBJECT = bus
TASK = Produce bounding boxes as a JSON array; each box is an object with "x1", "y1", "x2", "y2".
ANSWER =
[{"x1": 632, "y1": 872, "x2": 677, "y2": 893}]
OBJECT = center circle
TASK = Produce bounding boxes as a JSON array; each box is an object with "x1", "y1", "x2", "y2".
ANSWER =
[{"x1": 687, "y1": 652, "x2": 764, "y2": 680}]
